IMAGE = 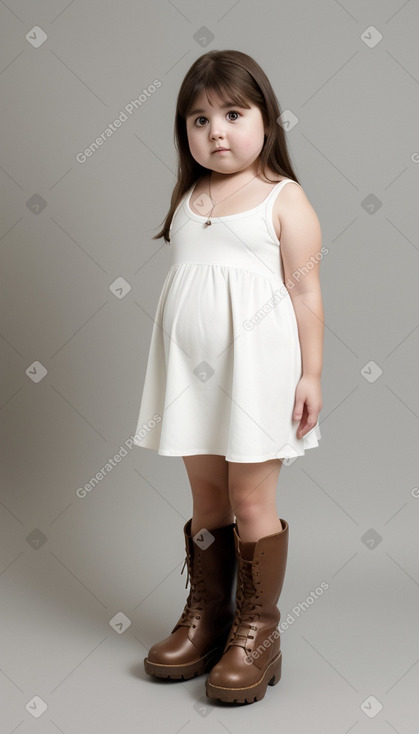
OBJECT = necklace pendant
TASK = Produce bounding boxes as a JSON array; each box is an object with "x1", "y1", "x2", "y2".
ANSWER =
[{"x1": 205, "y1": 219, "x2": 211, "y2": 226}]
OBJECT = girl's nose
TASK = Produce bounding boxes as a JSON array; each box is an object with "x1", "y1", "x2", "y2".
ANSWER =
[
  {"x1": 209, "y1": 128, "x2": 226, "y2": 140},
  {"x1": 209, "y1": 121, "x2": 226, "y2": 139}
]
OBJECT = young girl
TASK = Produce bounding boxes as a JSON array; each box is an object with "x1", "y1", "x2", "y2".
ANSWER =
[{"x1": 134, "y1": 49, "x2": 324, "y2": 705}]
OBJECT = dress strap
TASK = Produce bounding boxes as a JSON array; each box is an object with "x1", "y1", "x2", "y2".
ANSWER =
[
  {"x1": 265, "y1": 178, "x2": 300, "y2": 204},
  {"x1": 264, "y1": 179, "x2": 301, "y2": 243},
  {"x1": 169, "y1": 192, "x2": 189, "y2": 235},
  {"x1": 264, "y1": 179, "x2": 301, "y2": 216}
]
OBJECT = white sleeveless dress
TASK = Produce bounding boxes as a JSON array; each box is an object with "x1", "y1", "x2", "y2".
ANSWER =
[{"x1": 133, "y1": 178, "x2": 321, "y2": 462}]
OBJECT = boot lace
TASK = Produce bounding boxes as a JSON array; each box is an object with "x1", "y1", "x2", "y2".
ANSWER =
[
  {"x1": 177, "y1": 547, "x2": 206, "y2": 628},
  {"x1": 227, "y1": 557, "x2": 262, "y2": 651}
]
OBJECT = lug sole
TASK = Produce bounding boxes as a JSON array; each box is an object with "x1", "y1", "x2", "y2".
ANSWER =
[{"x1": 205, "y1": 650, "x2": 282, "y2": 704}]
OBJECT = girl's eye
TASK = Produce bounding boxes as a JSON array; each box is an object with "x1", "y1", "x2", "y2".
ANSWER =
[{"x1": 194, "y1": 110, "x2": 241, "y2": 126}]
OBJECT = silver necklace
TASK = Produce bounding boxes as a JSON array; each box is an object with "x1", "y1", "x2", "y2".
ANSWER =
[{"x1": 204, "y1": 172, "x2": 260, "y2": 226}]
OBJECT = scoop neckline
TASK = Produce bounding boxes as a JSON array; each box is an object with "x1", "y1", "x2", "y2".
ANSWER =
[{"x1": 185, "y1": 177, "x2": 290, "y2": 222}]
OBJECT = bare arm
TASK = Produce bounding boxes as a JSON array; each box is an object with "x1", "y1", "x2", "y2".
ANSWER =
[{"x1": 275, "y1": 183, "x2": 325, "y2": 436}]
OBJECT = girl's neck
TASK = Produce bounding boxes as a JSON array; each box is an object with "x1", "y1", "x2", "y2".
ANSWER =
[{"x1": 208, "y1": 162, "x2": 263, "y2": 189}]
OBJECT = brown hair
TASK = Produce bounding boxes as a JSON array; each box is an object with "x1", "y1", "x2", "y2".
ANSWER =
[{"x1": 153, "y1": 49, "x2": 300, "y2": 243}]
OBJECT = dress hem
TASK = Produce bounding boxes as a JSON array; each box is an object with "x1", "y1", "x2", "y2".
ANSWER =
[{"x1": 134, "y1": 441, "x2": 321, "y2": 463}]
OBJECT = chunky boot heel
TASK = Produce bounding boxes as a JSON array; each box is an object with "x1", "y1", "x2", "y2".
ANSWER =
[{"x1": 268, "y1": 650, "x2": 282, "y2": 686}]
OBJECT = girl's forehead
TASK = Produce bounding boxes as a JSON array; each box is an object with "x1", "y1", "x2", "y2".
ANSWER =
[{"x1": 189, "y1": 87, "x2": 251, "y2": 112}]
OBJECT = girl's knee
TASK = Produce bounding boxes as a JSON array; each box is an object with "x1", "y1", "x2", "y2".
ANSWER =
[{"x1": 228, "y1": 485, "x2": 265, "y2": 521}]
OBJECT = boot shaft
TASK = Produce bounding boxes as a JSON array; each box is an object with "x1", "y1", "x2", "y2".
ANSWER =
[
  {"x1": 172, "y1": 519, "x2": 238, "y2": 640},
  {"x1": 182, "y1": 519, "x2": 237, "y2": 603},
  {"x1": 234, "y1": 520, "x2": 289, "y2": 608}
]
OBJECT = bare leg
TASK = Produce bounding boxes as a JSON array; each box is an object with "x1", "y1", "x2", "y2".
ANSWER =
[
  {"x1": 228, "y1": 459, "x2": 284, "y2": 541},
  {"x1": 182, "y1": 454, "x2": 234, "y2": 536}
]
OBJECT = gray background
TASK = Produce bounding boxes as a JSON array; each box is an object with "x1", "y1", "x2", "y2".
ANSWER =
[{"x1": 1, "y1": 0, "x2": 418, "y2": 732}]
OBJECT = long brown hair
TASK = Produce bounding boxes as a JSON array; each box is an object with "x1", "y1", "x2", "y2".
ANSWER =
[{"x1": 154, "y1": 49, "x2": 300, "y2": 243}]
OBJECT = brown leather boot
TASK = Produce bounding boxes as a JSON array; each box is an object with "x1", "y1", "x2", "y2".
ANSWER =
[
  {"x1": 144, "y1": 518, "x2": 237, "y2": 680},
  {"x1": 205, "y1": 518, "x2": 289, "y2": 703}
]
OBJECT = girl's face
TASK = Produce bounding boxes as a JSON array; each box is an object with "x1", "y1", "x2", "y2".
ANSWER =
[{"x1": 185, "y1": 89, "x2": 267, "y2": 175}]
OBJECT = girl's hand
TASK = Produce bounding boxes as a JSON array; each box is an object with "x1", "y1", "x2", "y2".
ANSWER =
[{"x1": 292, "y1": 375, "x2": 322, "y2": 440}]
